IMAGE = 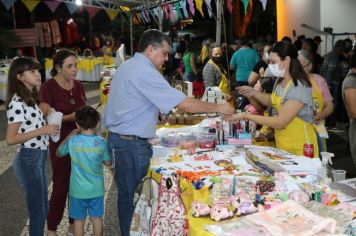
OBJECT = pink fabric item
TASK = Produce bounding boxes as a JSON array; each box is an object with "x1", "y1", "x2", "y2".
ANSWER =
[{"x1": 312, "y1": 74, "x2": 333, "y2": 103}]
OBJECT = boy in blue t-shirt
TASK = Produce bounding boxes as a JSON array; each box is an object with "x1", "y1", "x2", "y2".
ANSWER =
[{"x1": 57, "y1": 106, "x2": 111, "y2": 236}]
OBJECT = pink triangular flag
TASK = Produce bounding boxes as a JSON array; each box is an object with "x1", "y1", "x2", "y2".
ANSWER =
[
  {"x1": 44, "y1": 1, "x2": 61, "y2": 13},
  {"x1": 227, "y1": 0, "x2": 233, "y2": 13},
  {"x1": 86, "y1": 6, "x2": 100, "y2": 18},
  {"x1": 168, "y1": 4, "x2": 177, "y2": 23},
  {"x1": 187, "y1": 0, "x2": 195, "y2": 15}
]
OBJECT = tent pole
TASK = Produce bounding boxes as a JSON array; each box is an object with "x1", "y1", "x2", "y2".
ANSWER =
[
  {"x1": 216, "y1": 0, "x2": 221, "y2": 44},
  {"x1": 130, "y1": 13, "x2": 133, "y2": 55}
]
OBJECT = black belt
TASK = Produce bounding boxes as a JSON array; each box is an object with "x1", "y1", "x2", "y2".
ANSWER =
[{"x1": 119, "y1": 134, "x2": 149, "y2": 141}]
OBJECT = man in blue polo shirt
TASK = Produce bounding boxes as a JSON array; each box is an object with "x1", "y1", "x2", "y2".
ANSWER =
[{"x1": 104, "y1": 29, "x2": 234, "y2": 236}]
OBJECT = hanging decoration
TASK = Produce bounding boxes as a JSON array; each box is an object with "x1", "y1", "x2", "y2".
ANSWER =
[
  {"x1": 145, "y1": 10, "x2": 151, "y2": 23},
  {"x1": 180, "y1": 0, "x2": 188, "y2": 18},
  {"x1": 50, "y1": 20, "x2": 62, "y2": 45},
  {"x1": 187, "y1": 0, "x2": 195, "y2": 16},
  {"x1": 162, "y1": 4, "x2": 170, "y2": 19},
  {"x1": 139, "y1": 12, "x2": 146, "y2": 23},
  {"x1": 259, "y1": 0, "x2": 267, "y2": 10},
  {"x1": 168, "y1": 4, "x2": 177, "y2": 23},
  {"x1": 44, "y1": 1, "x2": 61, "y2": 13},
  {"x1": 241, "y1": 0, "x2": 249, "y2": 14},
  {"x1": 135, "y1": 13, "x2": 142, "y2": 24},
  {"x1": 227, "y1": 0, "x2": 233, "y2": 13},
  {"x1": 104, "y1": 9, "x2": 119, "y2": 21},
  {"x1": 34, "y1": 22, "x2": 45, "y2": 47},
  {"x1": 194, "y1": 0, "x2": 204, "y2": 17},
  {"x1": 42, "y1": 22, "x2": 52, "y2": 47},
  {"x1": 174, "y1": 2, "x2": 183, "y2": 19},
  {"x1": 204, "y1": 0, "x2": 212, "y2": 18},
  {"x1": 234, "y1": 0, "x2": 253, "y2": 37},
  {"x1": 1, "y1": 0, "x2": 17, "y2": 10},
  {"x1": 64, "y1": 2, "x2": 80, "y2": 14},
  {"x1": 21, "y1": 0, "x2": 40, "y2": 12}
]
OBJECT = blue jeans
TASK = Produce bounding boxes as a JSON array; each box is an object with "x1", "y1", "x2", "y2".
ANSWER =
[
  {"x1": 107, "y1": 132, "x2": 152, "y2": 236},
  {"x1": 13, "y1": 147, "x2": 48, "y2": 236}
]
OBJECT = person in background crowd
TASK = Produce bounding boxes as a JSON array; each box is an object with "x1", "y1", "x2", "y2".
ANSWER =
[
  {"x1": 248, "y1": 44, "x2": 272, "y2": 86},
  {"x1": 302, "y1": 38, "x2": 322, "y2": 74},
  {"x1": 199, "y1": 38, "x2": 213, "y2": 66},
  {"x1": 234, "y1": 41, "x2": 319, "y2": 157},
  {"x1": 281, "y1": 36, "x2": 292, "y2": 44},
  {"x1": 230, "y1": 37, "x2": 259, "y2": 86},
  {"x1": 313, "y1": 36, "x2": 322, "y2": 51},
  {"x1": 202, "y1": 43, "x2": 230, "y2": 93},
  {"x1": 298, "y1": 50, "x2": 334, "y2": 152},
  {"x1": 320, "y1": 40, "x2": 346, "y2": 129},
  {"x1": 40, "y1": 49, "x2": 87, "y2": 236},
  {"x1": 57, "y1": 106, "x2": 111, "y2": 236},
  {"x1": 6, "y1": 57, "x2": 59, "y2": 235},
  {"x1": 104, "y1": 29, "x2": 234, "y2": 236},
  {"x1": 342, "y1": 50, "x2": 356, "y2": 169},
  {"x1": 183, "y1": 42, "x2": 198, "y2": 82},
  {"x1": 294, "y1": 35, "x2": 306, "y2": 51}
]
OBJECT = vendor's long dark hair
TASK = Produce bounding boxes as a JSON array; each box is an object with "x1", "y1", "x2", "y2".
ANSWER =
[
  {"x1": 6, "y1": 57, "x2": 41, "y2": 107},
  {"x1": 271, "y1": 41, "x2": 311, "y2": 87}
]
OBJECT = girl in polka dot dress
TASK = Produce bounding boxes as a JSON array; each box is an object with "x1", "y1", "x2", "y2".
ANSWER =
[{"x1": 6, "y1": 57, "x2": 60, "y2": 236}]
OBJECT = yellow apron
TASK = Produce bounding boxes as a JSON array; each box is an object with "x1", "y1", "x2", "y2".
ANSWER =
[
  {"x1": 208, "y1": 60, "x2": 230, "y2": 94},
  {"x1": 271, "y1": 80, "x2": 319, "y2": 157},
  {"x1": 310, "y1": 76, "x2": 327, "y2": 151}
]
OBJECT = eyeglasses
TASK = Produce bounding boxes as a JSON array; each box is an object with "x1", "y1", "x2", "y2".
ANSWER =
[{"x1": 154, "y1": 47, "x2": 170, "y2": 57}]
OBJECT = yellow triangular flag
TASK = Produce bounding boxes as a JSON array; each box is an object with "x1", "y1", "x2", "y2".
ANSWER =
[
  {"x1": 120, "y1": 6, "x2": 130, "y2": 12},
  {"x1": 195, "y1": 0, "x2": 204, "y2": 17},
  {"x1": 105, "y1": 9, "x2": 119, "y2": 21},
  {"x1": 21, "y1": 0, "x2": 40, "y2": 12}
]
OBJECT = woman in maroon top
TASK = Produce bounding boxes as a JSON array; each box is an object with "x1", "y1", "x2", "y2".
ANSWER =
[{"x1": 40, "y1": 49, "x2": 86, "y2": 236}]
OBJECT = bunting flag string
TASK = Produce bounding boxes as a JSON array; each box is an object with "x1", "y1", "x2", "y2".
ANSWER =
[
  {"x1": 135, "y1": 13, "x2": 142, "y2": 24},
  {"x1": 104, "y1": 9, "x2": 119, "y2": 21},
  {"x1": 259, "y1": 0, "x2": 267, "y2": 11},
  {"x1": 64, "y1": 2, "x2": 79, "y2": 14},
  {"x1": 44, "y1": 1, "x2": 61, "y2": 13},
  {"x1": 180, "y1": 0, "x2": 188, "y2": 18},
  {"x1": 227, "y1": 0, "x2": 233, "y2": 13},
  {"x1": 0, "y1": 0, "x2": 17, "y2": 10},
  {"x1": 241, "y1": 0, "x2": 249, "y2": 14},
  {"x1": 187, "y1": 0, "x2": 195, "y2": 15},
  {"x1": 21, "y1": 0, "x2": 40, "y2": 12},
  {"x1": 204, "y1": 0, "x2": 212, "y2": 17},
  {"x1": 174, "y1": 2, "x2": 183, "y2": 19},
  {"x1": 194, "y1": 0, "x2": 204, "y2": 17}
]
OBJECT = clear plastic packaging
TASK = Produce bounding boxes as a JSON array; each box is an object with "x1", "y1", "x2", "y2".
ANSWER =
[
  {"x1": 198, "y1": 133, "x2": 216, "y2": 149},
  {"x1": 179, "y1": 134, "x2": 196, "y2": 149}
]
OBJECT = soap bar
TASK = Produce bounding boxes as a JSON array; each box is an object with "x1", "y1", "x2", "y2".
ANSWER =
[{"x1": 238, "y1": 132, "x2": 251, "y2": 139}]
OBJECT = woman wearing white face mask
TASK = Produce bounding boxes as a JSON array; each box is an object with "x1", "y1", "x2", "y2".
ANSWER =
[
  {"x1": 248, "y1": 44, "x2": 272, "y2": 86},
  {"x1": 234, "y1": 41, "x2": 319, "y2": 157}
]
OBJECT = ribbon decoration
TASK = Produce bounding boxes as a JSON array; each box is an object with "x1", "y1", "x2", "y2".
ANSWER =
[
  {"x1": 194, "y1": 0, "x2": 204, "y2": 17},
  {"x1": 64, "y1": 2, "x2": 80, "y2": 14},
  {"x1": 204, "y1": 0, "x2": 212, "y2": 17},
  {"x1": 21, "y1": 0, "x2": 40, "y2": 12},
  {"x1": 241, "y1": 0, "x2": 249, "y2": 14},
  {"x1": 144, "y1": 10, "x2": 151, "y2": 23},
  {"x1": 227, "y1": 0, "x2": 233, "y2": 13},
  {"x1": 180, "y1": 0, "x2": 188, "y2": 18},
  {"x1": 44, "y1": 1, "x2": 61, "y2": 13},
  {"x1": 174, "y1": 2, "x2": 183, "y2": 19},
  {"x1": 187, "y1": 0, "x2": 195, "y2": 15},
  {"x1": 259, "y1": 0, "x2": 267, "y2": 11},
  {"x1": 0, "y1": 0, "x2": 16, "y2": 10},
  {"x1": 104, "y1": 9, "x2": 119, "y2": 21}
]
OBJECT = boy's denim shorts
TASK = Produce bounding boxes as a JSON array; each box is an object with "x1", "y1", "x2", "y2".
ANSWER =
[{"x1": 69, "y1": 196, "x2": 104, "y2": 220}]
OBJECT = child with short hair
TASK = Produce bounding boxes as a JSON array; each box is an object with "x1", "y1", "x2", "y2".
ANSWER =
[{"x1": 57, "y1": 106, "x2": 111, "y2": 236}]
